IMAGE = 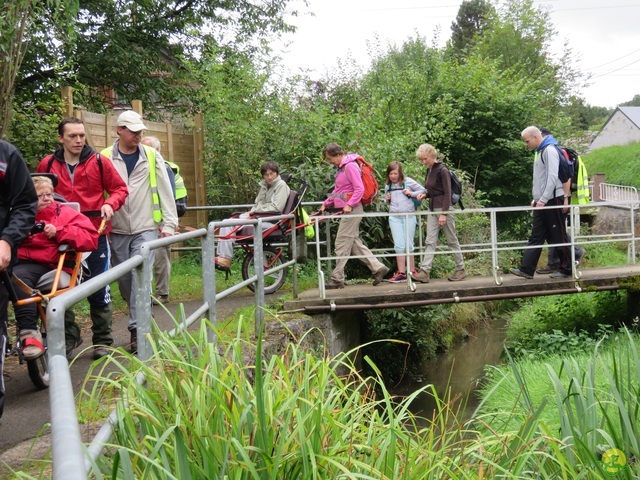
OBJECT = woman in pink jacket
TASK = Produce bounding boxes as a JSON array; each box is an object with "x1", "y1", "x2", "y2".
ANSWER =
[
  {"x1": 319, "y1": 143, "x2": 389, "y2": 289},
  {"x1": 13, "y1": 176, "x2": 98, "y2": 359}
]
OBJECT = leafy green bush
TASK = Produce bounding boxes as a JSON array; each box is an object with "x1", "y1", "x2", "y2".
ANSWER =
[{"x1": 506, "y1": 291, "x2": 627, "y2": 354}]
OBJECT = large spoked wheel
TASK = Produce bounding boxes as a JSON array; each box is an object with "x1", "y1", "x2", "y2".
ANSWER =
[
  {"x1": 27, "y1": 353, "x2": 49, "y2": 390},
  {"x1": 242, "y1": 247, "x2": 288, "y2": 294}
]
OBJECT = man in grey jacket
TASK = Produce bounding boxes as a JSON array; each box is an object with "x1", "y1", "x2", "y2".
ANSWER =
[
  {"x1": 510, "y1": 126, "x2": 571, "y2": 280},
  {"x1": 102, "y1": 111, "x2": 177, "y2": 352}
]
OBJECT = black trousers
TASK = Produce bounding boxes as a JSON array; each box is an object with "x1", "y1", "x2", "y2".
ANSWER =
[
  {"x1": 0, "y1": 281, "x2": 8, "y2": 418},
  {"x1": 12, "y1": 262, "x2": 51, "y2": 331},
  {"x1": 520, "y1": 195, "x2": 571, "y2": 276}
]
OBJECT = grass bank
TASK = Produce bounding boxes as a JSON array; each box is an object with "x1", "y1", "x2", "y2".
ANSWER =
[{"x1": 74, "y1": 322, "x2": 638, "y2": 478}]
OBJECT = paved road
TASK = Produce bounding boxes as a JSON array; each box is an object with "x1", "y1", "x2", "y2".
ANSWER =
[{"x1": 0, "y1": 292, "x2": 263, "y2": 457}]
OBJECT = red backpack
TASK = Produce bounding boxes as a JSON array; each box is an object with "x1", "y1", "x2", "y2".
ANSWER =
[{"x1": 353, "y1": 155, "x2": 379, "y2": 205}]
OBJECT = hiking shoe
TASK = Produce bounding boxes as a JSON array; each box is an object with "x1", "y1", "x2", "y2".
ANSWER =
[
  {"x1": 20, "y1": 330, "x2": 45, "y2": 360},
  {"x1": 536, "y1": 264, "x2": 558, "y2": 275},
  {"x1": 65, "y1": 337, "x2": 83, "y2": 360},
  {"x1": 215, "y1": 257, "x2": 232, "y2": 268},
  {"x1": 153, "y1": 294, "x2": 169, "y2": 305},
  {"x1": 389, "y1": 272, "x2": 407, "y2": 283},
  {"x1": 129, "y1": 330, "x2": 138, "y2": 354},
  {"x1": 93, "y1": 347, "x2": 111, "y2": 360},
  {"x1": 325, "y1": 280, "x2": 345, "y2": 290},
  {"x1": 411, "y1": 270, "x2": 430, "y2": 283},
  {"x1": 549, "y1": 270, "x2": 571, "y2": 279},
  {"x1": 509, "y1": 268, "x2": 533, "y2": 279},
  {"x1": 448, "y1": 269, "x2": 467, "y2": 282},
  {"x1": 372, "y1": 265, "x2": 390, "y2": 286}
]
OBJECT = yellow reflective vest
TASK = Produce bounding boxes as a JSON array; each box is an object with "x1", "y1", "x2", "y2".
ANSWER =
[
  {"x1": 102, "y1": 145, "x2": 163, "y2": 223},
  {"x1": 166, "y1": 161, "x2": 187, "y2": 200},
  {"x1": 571, "y1": 157, "x2": 590, "y2": 205}
]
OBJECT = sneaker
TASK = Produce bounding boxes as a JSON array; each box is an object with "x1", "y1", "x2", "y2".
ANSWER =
[
  {"x1": 93, "y1": 347, "x2": 111, "y2": 360},
  {"x1": 536, "y1": 264, "x2": 558, "y2": 275},
  {"x1": 65, "y1": 337, "x2": 83, "y2": 360},
  {"x1": 549, "y1": 270, "x2": 571, "y2": 279},
  {"x1": 509, "y1": 268, "x2": 533, "y2": 279},
  {"x1": 411, "y1": 270, "x2": 430, "y2": 283},
  {"x1": 448, "y1": 269, "x2": 467, "y2": 282},
  {"x1": 129, "y1": 330, "x2": 138, "y2": 354},
  {"x1": 389, "y1": 272, "x2": 407, "y2": 283},
  {"x1": 325, "y1": 280, "x2": 345, "y2": 290},
  {"x1": 20, "y1": 330, "x2": 45, "y2": 360},
  {"x1": 372, "y1": 265, "x2": 390, "y2": 286}
]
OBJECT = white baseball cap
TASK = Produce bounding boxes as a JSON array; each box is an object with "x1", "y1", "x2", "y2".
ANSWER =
[{"x1": 117, "y1": 111, "x2": 147, "y2": 132}]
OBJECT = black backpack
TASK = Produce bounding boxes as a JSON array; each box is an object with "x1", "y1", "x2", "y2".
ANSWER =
[
  {"x1": 561, "y1": 147, "x2": 580, "y2": 192},
  {"x1": 542, "y1": 145, "x2": 575, "y2": 186}
]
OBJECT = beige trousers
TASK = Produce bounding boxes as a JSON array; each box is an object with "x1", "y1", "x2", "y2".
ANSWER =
[{"x1": 330, "y1": 203, "x2": 385, "y2": 283}]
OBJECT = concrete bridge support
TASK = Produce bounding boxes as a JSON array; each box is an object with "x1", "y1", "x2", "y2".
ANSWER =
[{"x1": 262, "y1": 310, "x2": 365, "y2": 372}]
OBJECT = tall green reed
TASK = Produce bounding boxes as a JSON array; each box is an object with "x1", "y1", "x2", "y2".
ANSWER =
[{"x1": 76, "y1": 316, "x2": 627, "y2": 479}]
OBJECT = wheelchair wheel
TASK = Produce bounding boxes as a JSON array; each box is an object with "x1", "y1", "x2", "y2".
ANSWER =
[
  {"x1": 27, "y1": 354, "x2": 49, "y2": 390},
  {"x1": 242, "y1": 247, "x2": 288, "y2": 294}
]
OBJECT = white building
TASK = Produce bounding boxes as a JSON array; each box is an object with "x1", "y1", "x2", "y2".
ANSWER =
[{"x1": 589, "y1": 106, "x2": 640, "y2": 151}]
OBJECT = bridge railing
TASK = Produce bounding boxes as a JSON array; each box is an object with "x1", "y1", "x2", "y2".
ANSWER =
[
  {"x1": 39, "y1": 197, "x2": 639, "y2": 476},
  {"x1": 45, "y1": 211, "x2": 297, "y2": 479},
  {"x1": 599, "y1": 183, "x2": 639, "y2": 208},
  {"x1": 313, "y1": 199, "x2": 639, "y2": 299}
]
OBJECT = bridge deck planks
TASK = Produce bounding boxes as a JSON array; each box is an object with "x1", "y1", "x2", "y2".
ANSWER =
[{"x1": 283, "y1": 265, "x2": 640, "y2": 313}]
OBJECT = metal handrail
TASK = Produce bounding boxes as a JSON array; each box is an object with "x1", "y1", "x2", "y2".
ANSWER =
[
  {"x1": 43, "y1": 197, "x2": 639, "y2": 477},
  {"x1": 46, "y1": 212, "x2": 296, "y2": 478},
  {"x1": 314, "y1": 199, "x2": 639, "y2": 299},
  {"x1": 599, "y1": 183, "x2": 639, "y2": 208}
]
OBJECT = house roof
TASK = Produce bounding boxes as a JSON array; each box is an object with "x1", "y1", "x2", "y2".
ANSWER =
[{"x1": 618, "y1": 106, "x2": 640, "y2": 129}]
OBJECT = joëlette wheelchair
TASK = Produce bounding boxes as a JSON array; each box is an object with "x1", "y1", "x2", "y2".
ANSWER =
[
  {"x1": 2, "y1": 225, "x2": 86, "y2": 390},
  {"x1": 1, "y1": 173, "x2": 94, "y2": 389},
  {"x1": 214, "y1": 175, "x2": 309, "y2": 294}
]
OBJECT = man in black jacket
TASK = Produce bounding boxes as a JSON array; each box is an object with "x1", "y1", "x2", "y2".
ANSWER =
[{"x1": 0, "y1": 140, "x2": 37, "y2": 418}]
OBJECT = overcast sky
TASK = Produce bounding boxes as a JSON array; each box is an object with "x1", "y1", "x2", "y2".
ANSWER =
[{"x1": 273, "y1": 0, "x2": 640, "y2": 109}]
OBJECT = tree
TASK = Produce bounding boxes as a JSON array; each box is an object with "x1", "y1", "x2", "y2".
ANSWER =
[
  {"x1": 0, "y1": 0, "x2": 77, "y2": 138},
  {"x1": 449, "y1": 0, "x2": 496, "y2": 57},
  {"x1": 621, "y1": 94, "x2": 640, "y2": 107},
  {"x1": 15, "y1": 0, "x2": 301, "y2": 114}
]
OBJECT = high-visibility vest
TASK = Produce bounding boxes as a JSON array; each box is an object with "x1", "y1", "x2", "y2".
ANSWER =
[
  {"x1": 571, "y1": 157, "x2": 590, "y2": 205},
  {"x1": 166, "y1": 161, "x2": 187, "y2": 200},
  {"x1": 102, "y1": 144, "x2": 163, "y2": 222}
]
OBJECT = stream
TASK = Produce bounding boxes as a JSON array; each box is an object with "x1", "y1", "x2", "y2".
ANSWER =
[{"x1": 395, "y1": 317, "x2": 508, "y2": 421}]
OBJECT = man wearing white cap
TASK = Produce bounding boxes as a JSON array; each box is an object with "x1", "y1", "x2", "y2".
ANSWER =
[{"x1": 102, "y1": 111, "x2": 178, "y2": 353}]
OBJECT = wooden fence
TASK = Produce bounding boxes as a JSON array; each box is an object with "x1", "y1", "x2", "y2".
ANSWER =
[{"x1": 63, "y1": 89, "x2": 207, "y2": 229}]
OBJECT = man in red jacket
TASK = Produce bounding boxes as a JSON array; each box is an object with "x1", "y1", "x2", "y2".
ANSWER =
[{"x1": 37, "y1": 118, "x2": 129, "y2": 359}]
